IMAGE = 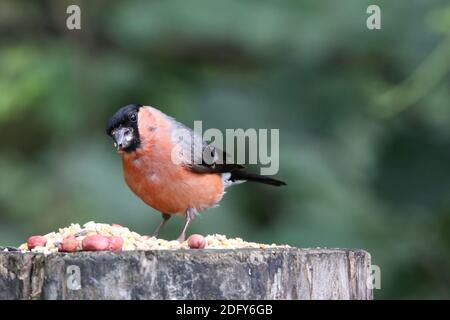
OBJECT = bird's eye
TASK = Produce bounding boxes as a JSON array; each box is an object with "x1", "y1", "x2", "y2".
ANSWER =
[{"x1": 129, "y1": 113, "x2": 137, "y2": 122}]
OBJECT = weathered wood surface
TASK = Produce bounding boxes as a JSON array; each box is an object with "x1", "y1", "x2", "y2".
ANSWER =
[{"x1": 0, "y1": 248, "x2": 372, "y2": 300}]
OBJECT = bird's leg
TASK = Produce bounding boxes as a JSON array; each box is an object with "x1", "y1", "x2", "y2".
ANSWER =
[
  {"x1": 152, "y1": 213, "x2": 171, "y2": 238},
  {"x1": 177, "y1": 208, "x2": 197, "y2": 242}
]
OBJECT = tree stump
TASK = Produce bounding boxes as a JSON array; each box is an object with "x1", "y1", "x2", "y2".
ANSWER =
[{"x1": 0, "y1": 248, "x2": 372, "y2": 300}]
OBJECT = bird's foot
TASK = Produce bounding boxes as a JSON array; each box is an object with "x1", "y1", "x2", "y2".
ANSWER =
[
  {"x1": 176, "y1": 208, "x2": 197, "y2": 242},
  {"x1": 152, "y1": 213, "x2": 171, "y2": 238}
]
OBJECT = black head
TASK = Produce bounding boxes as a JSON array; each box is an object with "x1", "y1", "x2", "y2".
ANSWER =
[{"x1": 106, "y1": 104, "x2": 142, "y2": 153}]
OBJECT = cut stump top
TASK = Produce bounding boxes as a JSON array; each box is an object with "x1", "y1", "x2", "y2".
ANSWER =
[{"x1": 0, "y1": 248, "x2": 372, "y2": 300}]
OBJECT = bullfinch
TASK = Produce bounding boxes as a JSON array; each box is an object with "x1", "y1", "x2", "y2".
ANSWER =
[{"x1": 106, "y1": 104, "x2": 286, "y2": 241}]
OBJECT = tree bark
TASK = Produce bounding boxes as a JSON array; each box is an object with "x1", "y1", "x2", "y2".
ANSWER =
[{"x1": 0, "y1": 248, "x2": 372, "y2": 300}]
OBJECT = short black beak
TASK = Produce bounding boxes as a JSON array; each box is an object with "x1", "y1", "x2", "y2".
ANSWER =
[{"x1": 112, "y1": 127, "x2": 134, "y2": 150}]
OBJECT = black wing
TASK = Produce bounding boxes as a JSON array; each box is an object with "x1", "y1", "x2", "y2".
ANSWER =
[
  {"x1": 170, "y1": 118, "x2": 286, "y2": 186},
  {"x1": 170, "y1": 118, "x2": 245, "y2": 174}
]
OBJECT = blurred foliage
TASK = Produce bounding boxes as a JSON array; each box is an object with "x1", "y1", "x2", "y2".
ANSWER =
[{"x1": 1, "y1": 0, "x2": 450, "y2": 299}]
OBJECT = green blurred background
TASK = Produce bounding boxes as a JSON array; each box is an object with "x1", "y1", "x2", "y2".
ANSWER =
[{"x1": 1, "y1": 0, "x2": 450, "y2": 299}]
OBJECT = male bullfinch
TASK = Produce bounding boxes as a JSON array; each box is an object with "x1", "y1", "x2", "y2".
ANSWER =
[{"x1": 106, "y1": 104, "x2": 286, "y2": 241}]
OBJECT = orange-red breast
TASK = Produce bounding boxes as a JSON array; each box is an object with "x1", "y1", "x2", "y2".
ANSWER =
[{"x1": 106, "y1": 104, "x2": 286, "y2": 241}]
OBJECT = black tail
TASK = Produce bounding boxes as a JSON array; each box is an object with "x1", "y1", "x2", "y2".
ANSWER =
[{"x1": 230, "y1": 170, "x2": 287, "y2": 187}]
